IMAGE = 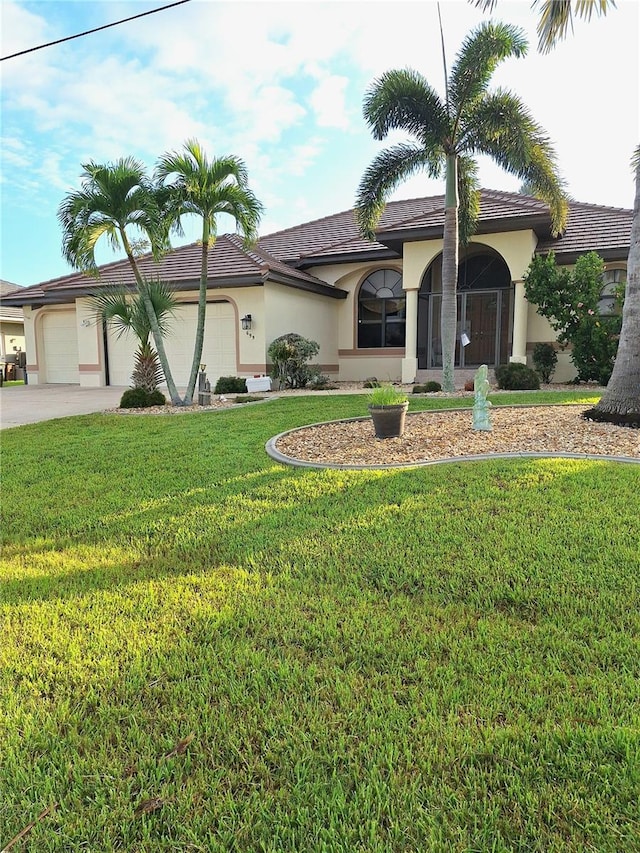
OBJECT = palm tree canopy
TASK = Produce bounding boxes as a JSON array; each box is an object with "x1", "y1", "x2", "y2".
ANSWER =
[
  {"x1": 356, "y1": 21, "x2": 567, "y2": 242},
  {"x1": 88, "y1": 278, "x2": 179, "y2": 345},
  {"x1": 58, "y1": 157, "x2": 167, "y2": 272},
  {"x1": 155, "y1": 139, "x2": 263, "y2": 247},
  {"x1": 472, "y1": 0, "x2": 615, "y2": 53}
]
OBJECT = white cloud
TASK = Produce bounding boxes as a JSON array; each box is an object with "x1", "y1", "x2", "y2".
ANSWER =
[{"x1": 309, "y1": 75, "x2": 350, "y2": 129}]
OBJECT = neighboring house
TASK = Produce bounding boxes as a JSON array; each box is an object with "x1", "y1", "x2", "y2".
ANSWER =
[
  {"x1": 3, "y1": 189, "x2": 632, "y2": 388},
  {"x1": 0, "y1": 281, "x2": 26, "y2": 368}
]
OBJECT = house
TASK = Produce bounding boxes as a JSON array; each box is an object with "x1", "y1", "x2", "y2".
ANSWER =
[
  {"x1": 4, "y1": 189, "x2": 632, "y2": 388},
  {"x1": 0, "y1": 281, "x2": 26, "y2": 380}
]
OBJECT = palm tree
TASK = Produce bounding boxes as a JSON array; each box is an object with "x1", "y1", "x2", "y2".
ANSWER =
[
  {"x1": 156, "y1": 140, "x2": 263, "y2": 405},
  {"x1": 586, "y1": 149, "x2": 640, "y2": 425},
  {"x1": 355, "y1": 21, "x2": 567, "y2": 391},
  {"x1": 58, "y1": 157, "x2": 182, "y2": 405},
  {"x1": 472, "y1": 0, "x2": 615, "y2": 54},
  {"x1": 89, "y1": 278, "x2": 179, "y2": 392}
]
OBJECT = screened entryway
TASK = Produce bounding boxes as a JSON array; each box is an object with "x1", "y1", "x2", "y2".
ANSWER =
[{"x1": 417, "y1": 248, "x2": 513, "y2": 369}]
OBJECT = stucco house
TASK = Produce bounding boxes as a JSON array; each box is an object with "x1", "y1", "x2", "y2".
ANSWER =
[
  {"x1": 0, "y1": 281, "x2": 26, "y2": 379},
  {"x1": 4, "y1": 189, "x2": 632, "y2": 388}
]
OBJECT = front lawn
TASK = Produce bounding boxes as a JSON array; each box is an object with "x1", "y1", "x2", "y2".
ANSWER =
[{"x1": 1, "y1": 392, "x2": 639, "y2": 852}]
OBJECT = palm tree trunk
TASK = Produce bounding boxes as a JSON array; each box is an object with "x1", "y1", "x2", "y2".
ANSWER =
[
  {"x1": 589, "y1": 161, "x2": 640, "y2": 424},
  {"x1": 183, "y1": 222, "x2": 210, "y2": 406},
  {"x1": 441, "y1": 153, "x2": 459, "y2": 393},
  {"x1": 120, "y1": 231, "x2": 182, "y2": 405}
]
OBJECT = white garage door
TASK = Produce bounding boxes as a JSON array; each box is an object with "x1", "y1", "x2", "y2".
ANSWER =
[
  {"x1": 107, "y1": 301, "x2": 237, "y2": 389},
  {"x1": 42, "y1": 311, "x2": 79, "y2": 383}
]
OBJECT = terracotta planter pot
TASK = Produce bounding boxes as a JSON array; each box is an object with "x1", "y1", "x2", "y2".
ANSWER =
[{"x1": 368, "y1": 402, "x2": 409, "y2": 439}]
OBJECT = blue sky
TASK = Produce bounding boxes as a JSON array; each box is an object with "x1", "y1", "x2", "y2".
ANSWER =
[{"x1": 1, "y1": 0, "x2": 638, "y2": 287}]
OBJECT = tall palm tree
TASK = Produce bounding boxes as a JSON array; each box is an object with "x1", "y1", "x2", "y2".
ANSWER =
[
  {"x1": 586, "y1": 149, "x2": 640, "y2": 425},
  {"x1": 58, "y1": 158, "x2": 182, "y2": 404},
  {"x1": 355, "y1": 21, "x2": 567, "y2": 391},
  {"x1": 156, "y1": 140, "x2": 263, "y2": 405},
  {"x1": 89, "y1": 278, "x2": 179, "y2": 392},
  {"x1": 472, "y1": 0, "x2": 615, "y2": 54}
]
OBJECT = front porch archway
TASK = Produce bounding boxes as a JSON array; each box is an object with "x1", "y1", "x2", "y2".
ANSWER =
[{"x1": 417, "y1": 246, "x2": 513, "y2": 369}]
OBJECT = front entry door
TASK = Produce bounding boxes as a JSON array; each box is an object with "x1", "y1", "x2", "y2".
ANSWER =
[
  {"x1": 463, "y1": 292, "x2": 498, "y2": 364},
  {"x1": 423, "y1": 289, "x2": 509, "y2": 368}
]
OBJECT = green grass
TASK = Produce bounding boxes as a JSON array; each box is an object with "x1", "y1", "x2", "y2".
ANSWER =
[{"x1": 2, "y1": 391, "x2": 639, "y2": 852}]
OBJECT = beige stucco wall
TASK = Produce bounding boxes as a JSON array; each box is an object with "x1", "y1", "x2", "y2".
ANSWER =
[
  {"x1": 0, "y1": 320, "x2": 25, "y2": 360},
  {"x1": 264, "y1": 283, "x2": 339, "y2": 375}
]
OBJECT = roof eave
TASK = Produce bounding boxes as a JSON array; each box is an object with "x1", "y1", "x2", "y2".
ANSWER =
[
  {"x1": 535, "y1": 246, "x2": 630, "y2": 264},
  {"x1": 295, "y1": 246, "x2": 398, "y2": 270},
  {"x1": 375, "y1": 213, "x2": 553, "y2": 253}
]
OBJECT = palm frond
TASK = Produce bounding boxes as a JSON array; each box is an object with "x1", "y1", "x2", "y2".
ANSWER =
[
  {"x1": 465, "y1": 90, "x2": 568, "y2": 234},
  {"x1": 137, "y1": 277, "x2": 180, "y2": 339},
  {"x1": 363, "y1": 69, "x2": 449, "y2": 143},
  {"x1": 156, "y1": 141, "x2": 263, "y2": 245},
  {"x1": 470, "y1": 0, "x2": 498, "y2": 10},
  {"x1": 58, "y1": 157, "x2": 167, "y2": 270},
  {"x1": 449, "y1": 22, "x2": 528, "y2": 125},
  {"x1": 533, "y1": 0, "x2": 615, "y2": 54},
  {"x1": 355, "y1": 143, "x2": 444, "y2": 239},
  {"x1": 87, "y1": 286, "x2": 137, "y2": 340},
  {"x1": 456, "y1": 156, "x2": 481, "y2": 244}
]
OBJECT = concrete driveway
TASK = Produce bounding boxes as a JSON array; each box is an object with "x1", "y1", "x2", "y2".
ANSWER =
[{"x1": 0, "y1": 384, "x2": 128, "y2": 429}]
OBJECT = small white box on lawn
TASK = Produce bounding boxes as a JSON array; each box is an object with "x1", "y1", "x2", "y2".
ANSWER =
[{"x1": 246, "y1": 376, "x2": 272, "y2": 392}]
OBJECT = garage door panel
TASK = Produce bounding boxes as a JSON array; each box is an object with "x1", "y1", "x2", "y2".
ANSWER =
[
  {"x1": 106, "y1": 329, "x2": 138, "y2": 387},
  {"x1": 43, "y1": 311, "x2": 79, "y2": 384},
  {"x1": 107, "y1": 302, "x2": 236, "y2": 389}
]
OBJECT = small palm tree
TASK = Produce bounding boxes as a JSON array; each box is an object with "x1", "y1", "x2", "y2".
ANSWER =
[
  {"x1": 89, "y1": 278, "x2": 179, "y2": 392},
  {"x1": 355, "y1": 21, "x2": 567, "y2": 391},
  {"x1": 58, "y1": 158, "x2": 182, "y2": 404},
  {"x1": 156, "y1": 140, "x2": 264, "y2": 405},
  {"x1": 472, "y1": 0, "x2": 615, "y2": 53}
]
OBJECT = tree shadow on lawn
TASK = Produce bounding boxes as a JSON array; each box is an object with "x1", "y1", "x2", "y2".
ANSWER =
[
  {"x1": 3, "y1": 457, "x2": 639, "y2": 610},
  {"x1": 3, "y1": 562, "x2": 639, "y2": 853}
]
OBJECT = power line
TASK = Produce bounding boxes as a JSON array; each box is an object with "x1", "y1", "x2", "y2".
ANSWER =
[{"x1": 1, "y1": 0, "x2": 193, "y2": 62}]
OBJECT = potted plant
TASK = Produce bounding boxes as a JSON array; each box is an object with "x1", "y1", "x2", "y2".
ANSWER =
[{"x1": 367, "y1": 384, "x2": 409, "y2": 439}]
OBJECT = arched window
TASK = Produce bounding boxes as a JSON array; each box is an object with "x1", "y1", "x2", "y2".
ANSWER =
[
  {"x1": 357, "y1": 269, "x2": 405, "y2": 348},
  {"x1": 598, "y1": 268, "x2": 626, "y2": 316}
]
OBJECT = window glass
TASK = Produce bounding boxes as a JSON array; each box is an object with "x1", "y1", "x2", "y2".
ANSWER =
[
  {"x1": 358, "y1": 270, "x2": 405, "y2": 348},
  {"x1": 598, "y1": 268, "x2": 626, "y2": 315}
]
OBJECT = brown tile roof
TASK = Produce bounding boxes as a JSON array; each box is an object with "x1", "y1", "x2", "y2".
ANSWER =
[
  {"x1": 259, "y1": 189, "x2": 632, "y2": 266},
  {"x1": 0, "y1": 281, "x2": 25, "y2": 320},
  {"x1": 4, "y1": 190, "x2": 632, "y2": 308},
  {"x1": 8, "y1": 234, "x2": 345, "y2": 304},
  {"x1": 537, "y1": 200, "x2": 633, "y2": 261}
]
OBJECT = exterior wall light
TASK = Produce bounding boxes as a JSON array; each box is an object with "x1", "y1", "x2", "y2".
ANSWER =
[{"x1": 241, "y1": 314, "x2": 252, "y2": 332}]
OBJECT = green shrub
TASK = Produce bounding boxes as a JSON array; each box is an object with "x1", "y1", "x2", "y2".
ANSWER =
[
  {"x1": 308, "y1": 374, "x2": 338, "y2": 390},
  {"x1": 412, "y1": 381, "x2": 442, "y2": 394},
  {"x1": 524, "y1": 251, "x2": 622, "y2": 383},
  {"x1": 119, "y1": 388, "x2": 166, "y2": 408},
  {"x1": 363, "y1": 377, "x2": 380, "y2": 389},
  {"x1": 532, "y1": 343, "x2": 558, "y2": 384},
  {"x1": 232, "y1": 395, "x2": 264, "y2": 404},
  {"x1": 268, "y1": 333, "x2": 320, "y2": 389},
  {"x1": 214, "y1": 376, "x2": 247, "y2": 394},
  {"x1": 495, "y1": 363, "x2": 540, "y2": 390},
  {"x1": 570, "y1": 316, "x2": 619, "y2": 384}
]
